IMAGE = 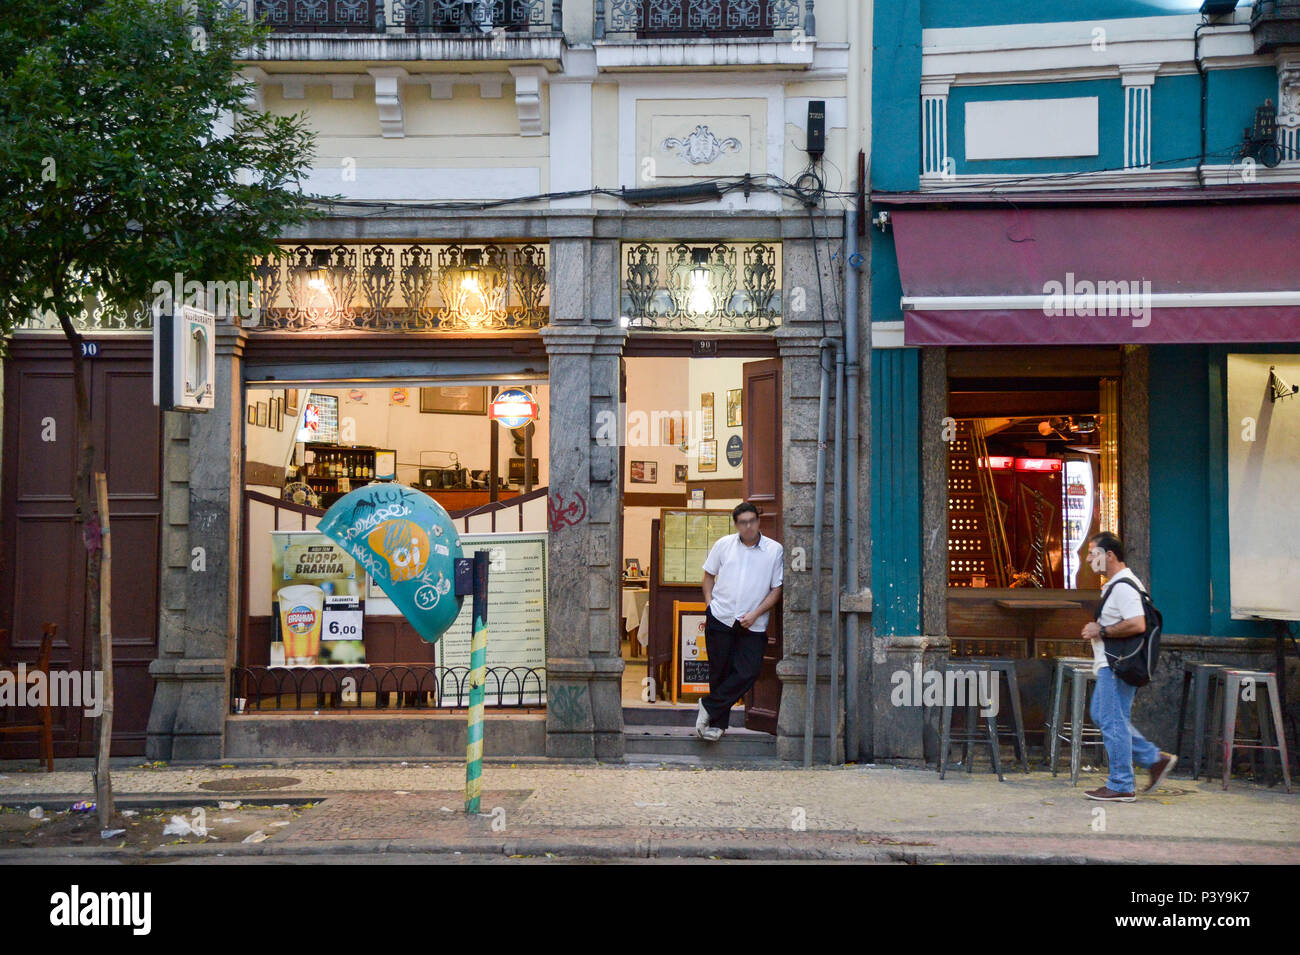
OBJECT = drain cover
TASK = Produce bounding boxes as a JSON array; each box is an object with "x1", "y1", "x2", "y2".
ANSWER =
[{"x1": 197, "y1": 776, "x2": 301, "y2": 793}]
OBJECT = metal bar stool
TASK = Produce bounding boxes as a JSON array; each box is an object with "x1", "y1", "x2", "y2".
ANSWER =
[
  {"x1": 1046, "y1": 656, "x2": 1105, "y2": 784},
  {"x1": 1174, "y1": 661, "x2": 1228, "y2": 780},
  {"x1": 1045, "y1": 657, "x2": 1107, "y2": 784},
  {"x1": 978, "y1": 657, "x2": 1030, "y2": 773},
  {"x1": 938, "y1": 659, "x2": 1004, "y2": 782},
  {"x1": 1206, "y1": 669, "x2": 1293, "y2": 793}
]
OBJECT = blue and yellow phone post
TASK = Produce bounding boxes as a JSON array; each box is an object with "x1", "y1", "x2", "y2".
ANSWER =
[{"x1": 458, "y1": 550, "x2": 490, "y2": 814}]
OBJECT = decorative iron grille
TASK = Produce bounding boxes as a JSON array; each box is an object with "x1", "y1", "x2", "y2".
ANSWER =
[
  {"x1": 604, "y1": 0, "x2": 803, "y2": 38},
  {"x1": 251, "y1": 242, "x2": 549, "y2": 331},
  {"x1": 621, "y1": 241, "x2": 781, "y2": 331},
  {"x1": 252, "y1": 0, "x2": 379, "y2": 32},
  {"x1": 234, "y1": 0, "x2": 561, "y2": 32},
  {"x1": 18, "y1": 300, "x2": 151, "y2": 331},
  {"x1": 231, "y1": 664, "x2": 547, "y2": 710},
  {"x1": 392, "y1": 0, "x2": 550, "y2": 32}
]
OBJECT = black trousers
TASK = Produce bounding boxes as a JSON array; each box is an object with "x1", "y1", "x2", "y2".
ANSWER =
[{"x1": 701, "y1": 607, "x2": 766, "y2": 730}]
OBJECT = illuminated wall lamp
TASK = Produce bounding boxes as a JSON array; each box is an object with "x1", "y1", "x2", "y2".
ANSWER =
[{"x1": 688, "y1": 247, "x2": 714, "y2": 316}]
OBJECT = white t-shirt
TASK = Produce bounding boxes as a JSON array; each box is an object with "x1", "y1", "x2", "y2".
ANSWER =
[
  {"x1": 1092, "y1": 567, "x2": 1147, "y2": 672},
  {"x1": 702, "y1": 532, "x2": 784, "y2": 632}
]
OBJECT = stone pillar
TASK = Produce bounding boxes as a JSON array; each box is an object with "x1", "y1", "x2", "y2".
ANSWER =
[
  {"x1": 147, "y1": 323, "x2": 246, "y2": 760},
  {"x1": 772, "y1": 221, "x2": 843, "y2": 763},
  {"x1": 773, "y1": 324, "x2": 841, "y2": 763},
  {"x1": 146, "y1": 411, "x2": 191, "y2": 760},
  {"x1": 1121, "y1": 345, "x2": 1151, "y2": 582},
  {"x1": 538, "y1": 233, "x2": 626, "y2": 759}
]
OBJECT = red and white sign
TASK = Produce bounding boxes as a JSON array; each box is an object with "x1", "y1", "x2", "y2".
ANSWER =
[{"x1": 489, "y1": 388, "x2": 539, "y2": 429}]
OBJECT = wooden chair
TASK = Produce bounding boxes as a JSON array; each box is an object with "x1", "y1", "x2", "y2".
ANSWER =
[{"x1": 0, "y1": 623, "x2": 56, "y2": 771}]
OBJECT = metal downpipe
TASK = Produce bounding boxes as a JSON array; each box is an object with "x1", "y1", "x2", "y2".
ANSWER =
[
  {"x1": 803, "y1": 337, "x2": 838, "y2": 768},
  {"x1": 843, "y1": 208, "x2": 862, "y2": 762},
  {"x1": 829, "y1": 342, "x2": 845, "y2": 765}
]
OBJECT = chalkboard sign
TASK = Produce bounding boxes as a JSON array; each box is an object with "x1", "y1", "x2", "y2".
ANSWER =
[{"x1": 673, "y1": 602, "x2": 710, "y2": 700}]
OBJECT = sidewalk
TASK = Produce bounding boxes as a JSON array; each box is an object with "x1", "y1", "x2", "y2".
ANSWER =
[{"x1": 1, "y1": 760, "x2": 1295, "y2": 863}]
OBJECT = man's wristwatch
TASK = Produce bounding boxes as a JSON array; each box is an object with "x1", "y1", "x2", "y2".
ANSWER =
[{"x1": 1099, "y1": 625, "x2": 1109, "y2": 640}]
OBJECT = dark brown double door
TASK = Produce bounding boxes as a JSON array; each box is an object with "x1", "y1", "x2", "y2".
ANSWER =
[
  {"x1": 1, "y1": 336, "x2": 161, "y2": 758},
  {"x1": 739, "y1": 358, "x2": 782, "y2": 733}
]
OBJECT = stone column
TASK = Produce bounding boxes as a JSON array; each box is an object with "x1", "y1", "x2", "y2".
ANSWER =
[
  {"x1": 147, "y1": 323, "x2": 246, "y2": 760},
  {"x1": 773, "y1": 324, "x2": 841, "y2": 763},
  {"x1": 538, "y1": 233, "x2": 626, "y2": 759},
  {"x1": 772, "y1": 222, "x2": 843, "y2": 763},
  {"x1": 1121, "y1": 345, "x2": 1151, "y2": 582}
]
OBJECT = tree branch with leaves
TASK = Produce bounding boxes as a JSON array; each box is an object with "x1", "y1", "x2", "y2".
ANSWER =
[{"x1": 0, "y1": 0, "x2": 321, "y2": 826}]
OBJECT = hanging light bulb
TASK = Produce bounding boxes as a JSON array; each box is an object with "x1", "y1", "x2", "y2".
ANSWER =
[{"x1": 688, "y1": 248, "x2": 713, "y2": 316}]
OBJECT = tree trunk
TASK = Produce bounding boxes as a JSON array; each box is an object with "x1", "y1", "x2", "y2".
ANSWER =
[{"x1": 54, "y1": 302, "x2": 109, "y2": 813}]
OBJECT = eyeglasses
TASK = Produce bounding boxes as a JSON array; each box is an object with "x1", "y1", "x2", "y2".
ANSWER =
[{"x1": 735, "y1": 517, "x2": 759, "y2": 527}]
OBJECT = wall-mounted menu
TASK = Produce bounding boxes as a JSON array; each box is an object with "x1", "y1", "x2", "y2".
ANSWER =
[
  {"x1": 438, "y1": 532, "x2": 548, "y2": 705},
  {"x1": 658, "y1": 509, "x2": 735, "y2": 585}
]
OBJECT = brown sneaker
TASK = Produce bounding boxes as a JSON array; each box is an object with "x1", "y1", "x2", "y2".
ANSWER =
[
  {"x1": 1084, "y1": 787, "x2": 1136, "y2": 802},
  {"x1": 1143, "y1": 752, "x2": 1178, "y2": 793}
]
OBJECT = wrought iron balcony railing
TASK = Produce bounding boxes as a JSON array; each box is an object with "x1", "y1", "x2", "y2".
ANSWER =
[
  {"x1": 596, "y1": 0, "x2": 812, "y2": 40},
  {"x1": 236, "y1": 0, "x2": 561, "y2": 35},
  {"x1": 621, "y1": 241, "x2": 782, "y2": 332},
  {"x1": 249, "y1": 242, "x2": 550, "y2": 332}
]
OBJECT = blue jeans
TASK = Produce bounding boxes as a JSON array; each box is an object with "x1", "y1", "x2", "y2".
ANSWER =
[{"x1": 1090, "y1": 666, "x2": 1162, "y2": 793}]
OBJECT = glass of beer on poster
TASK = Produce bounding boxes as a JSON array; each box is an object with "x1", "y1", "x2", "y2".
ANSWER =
[{"x1": 270, "y1": 531, "x2": 366, "y2": 666}]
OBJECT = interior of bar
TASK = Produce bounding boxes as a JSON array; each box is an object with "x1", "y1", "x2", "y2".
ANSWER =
[{"x1": 946, "y1": 367, "x2": 1119, "y2": 662}]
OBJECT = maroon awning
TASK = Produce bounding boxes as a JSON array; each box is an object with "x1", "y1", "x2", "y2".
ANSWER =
[{"x1": 891, "y1": 204, "x2": 1300, "y2": 345}]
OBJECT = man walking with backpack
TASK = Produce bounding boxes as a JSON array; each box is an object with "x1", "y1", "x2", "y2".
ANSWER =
[{"x1": 1079, "y1": 532, "x2": 1177, "y2": 802}]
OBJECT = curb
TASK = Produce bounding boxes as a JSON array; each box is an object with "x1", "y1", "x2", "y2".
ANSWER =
[
  {"x1": 0, "y1": 835, "x2": 1242, "y2": 865},
  {"x1": 0, "y1": 794, "x2": 325, "y2": 812}
]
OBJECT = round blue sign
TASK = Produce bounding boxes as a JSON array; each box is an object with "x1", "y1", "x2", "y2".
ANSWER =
[
  {"x1": 489, "y1": 388, "x2": 538, "y2": 429},
  {"x1": 726, "y1": 434, "x2": 743, "y2": 467}
]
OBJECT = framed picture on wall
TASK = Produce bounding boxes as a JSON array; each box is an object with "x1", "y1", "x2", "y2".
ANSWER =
[
  {"x1": 630, "y1": 461, "x2": 657, "y2": 484},
  {"x1": 420, "y1": 386, "x2": 487, "y2": 415},
  {"x1": 726, "y1": 388, "x2": 742, "y2": 427},
  {"x1": 285, "y1": 389, "x2": 299, "y2": 416},
  {"x1": 273, "y1": 397, "x2": 284, "y2": 431},
  {"x1": 700, "y1": 392, "x2": 715, "y2": 439},
  {"x1": 660, "y1": 413, "x2": 687, "y2": 448},
  {"x1": 256, "y1": 402, "x2": 267, "y2": 428},
  {"x1": 698, "y1": 439, "x2": 717, "y2": 472},
  {"x1": 674, "y1": 464, "x2": 687, "y2": 484},
  {"x1": 247, "y1": 405, "x2": 257, "y2": 425}
]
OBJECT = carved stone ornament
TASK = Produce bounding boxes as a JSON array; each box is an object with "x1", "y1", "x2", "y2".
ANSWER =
[
  {"x1": 661, "y1": 124, "x2": 742, "y2": 165},
  {"x1": 1279, "y1": 67, "x2": 1300, "y2": 128}
]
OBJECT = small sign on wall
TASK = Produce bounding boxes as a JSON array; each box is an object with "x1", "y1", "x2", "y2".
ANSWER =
[{"x1": 153, "y1": 304, "x2": 215, "y2": 413}]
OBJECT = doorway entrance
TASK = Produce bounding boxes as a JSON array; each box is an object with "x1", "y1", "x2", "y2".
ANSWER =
[{"x1": 618, "y1": 350, "x2": 782, "y2": 745}]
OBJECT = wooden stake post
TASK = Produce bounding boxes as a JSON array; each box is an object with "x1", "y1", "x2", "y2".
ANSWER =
[{"x1": 94, "y1": 472, "x2": 114, "y2": 827}]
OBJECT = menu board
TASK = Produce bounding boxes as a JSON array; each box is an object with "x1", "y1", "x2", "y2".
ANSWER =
[
  {"x1": 658, "y1": 509, "x2": 735, "y2": 585},
  {"x1": 438, "y1": 532, "x2": 548, "y2": 704},
  {"x1": 675, "y1": 603, "x2": 710, "y2": 699}
]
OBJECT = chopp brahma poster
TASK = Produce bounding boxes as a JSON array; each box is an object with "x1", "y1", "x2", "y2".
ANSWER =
[{"x1": 270, "y1": 532, "x2": 366, "y2": 666}]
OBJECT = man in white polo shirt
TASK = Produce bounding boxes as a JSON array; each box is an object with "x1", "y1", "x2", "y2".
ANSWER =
[
  {"x1": 696, "y1": 502, "x2": 784, "y2": 741},
  {"x1": 1079, "y1": 531, "x2": 1176, "y2": 801}
]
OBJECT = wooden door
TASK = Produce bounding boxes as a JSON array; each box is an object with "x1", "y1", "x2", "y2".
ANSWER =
[
  {"x1": 741, "y1": 359, "x2": 782, "y2": 733},
  {"x1": 0, "y1": 338, "x2": 161, "y2": 758}
]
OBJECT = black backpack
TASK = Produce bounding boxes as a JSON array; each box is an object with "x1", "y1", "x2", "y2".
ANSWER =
[{"x1": 1098, "y1": 578, "x2": 1162, "y2": 687}]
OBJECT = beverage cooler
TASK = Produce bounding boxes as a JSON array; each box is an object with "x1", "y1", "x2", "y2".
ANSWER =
[
  {"x1": 1062, "y1": 456, "x2": 1096, "y2": 589},
  {"x1": 989, "y1": 457, "x2": 1066, "y2": 589}
]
